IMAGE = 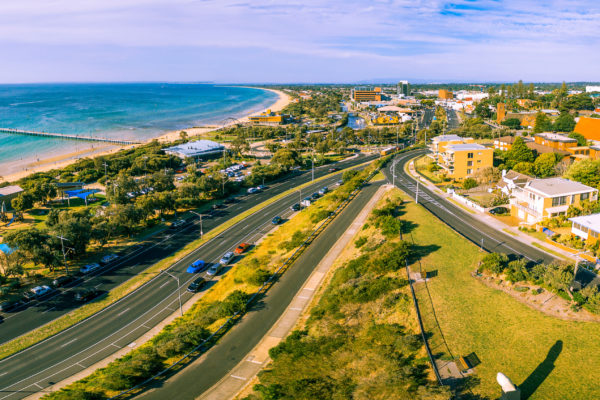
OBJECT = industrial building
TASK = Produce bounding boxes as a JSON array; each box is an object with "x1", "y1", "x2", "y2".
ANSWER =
[
  {"x1": 351, "y1": 87, "x2": 382, "y2": 102},
  {"x1": 164, "y1": 140, "x2": 225, "y2": 160}
]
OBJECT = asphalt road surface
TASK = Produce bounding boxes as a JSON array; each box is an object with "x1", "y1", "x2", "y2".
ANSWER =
[
  {"x1": 137, "y1": 182, "x2": 384, "y2": 400},
  {"x1": 386, "y1": 149, "x2": 556, "y2": 264},
  {"x1": 446, "y1": 108, "x2": 460, "y2": 129},
  {"x1": 0, "y1": 153, "x2": 376, "y2": 400}
]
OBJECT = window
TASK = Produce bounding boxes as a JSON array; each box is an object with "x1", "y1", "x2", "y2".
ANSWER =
[
  {"x1": 592, "y1": 230, "x2": 599, "y2": 239},
  {"x1": 467, "y1": 169, "x2": 472, "y2": 174},
  {"x1": 573, "y1": 222, "x2": 581, "y2": 231},
  {"x1": 571, "y1": 195, "x2": 576, "y2": 204},
  {"x1": 467, "y1": 161, "x2": 473, "y2": 166},
  {"x1": 581, "y1": 192, "x2": 589, "y2": 201},
  {"x1": 467, "y1": 152, "x2": 474, "y2": 159},
  {"x1": 552, "y1": 196, "x2": 566, "y2": 207},
  {"x1": 477, "y1": 159, "x2": 481, "y2": 163}
]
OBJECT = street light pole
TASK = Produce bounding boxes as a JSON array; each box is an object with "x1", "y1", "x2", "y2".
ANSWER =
[
  {"x1": 162, "y1": 270, "x2": 182, "y2": 317},
  {"x1": 190, "y1": 211, "x2": 203, "y2": 240},
  {"x1": 415, "y1": 181, "x2": 419, "y2": 204},
  {"x1": 56, "y1": 235, "x2": 70, "y2": 275}
]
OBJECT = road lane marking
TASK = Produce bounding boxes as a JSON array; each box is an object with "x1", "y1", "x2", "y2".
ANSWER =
[
  {"x1": 116, "y1": 308, "x2": 130, "y2": 317},
  {"x1": 60, "y1": 338, "x2": 77, "y2": 348},
  {"x1": 247, "y1": 359, "x2": 263, "y2": 364},
  {"x1": 230, "y1": 375, "x2": 247, "y2": 381},
  {"x1": 42, "y1": 307, "x2": 56, "y2": 314},
  {"x1": 159, "y1": 281, "x2": 171, "y2": 289}
]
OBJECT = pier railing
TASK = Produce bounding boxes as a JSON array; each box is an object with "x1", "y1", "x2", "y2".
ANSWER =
[{"x1": 0, "y1": 128, "x2": 141, "y2": 145}]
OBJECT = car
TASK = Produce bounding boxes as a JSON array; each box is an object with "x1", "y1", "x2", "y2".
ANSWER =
[
  {"x1": 489, "y1": 207, "x2": 510, "y2": 215},
  {"x1": 290, "y1": 203, "x2": 301, "y2": 211},
  {"x1": 74, "y1": 289, "x2": 100, "y2": 302},
  {"x1": 100, "y1": 254, "x2": 119, "y2": 265},
  {"x1": 219, "y1": 251, "x2": 235, "y2": 265},
  {"x1": 187, "y1": 277, "x2": 207, "y2": 293},
  {"x1": 224, "y1": 197, "x2": 238, "y2": 204},
  {"x1": 318, "y1": 187, "x2": 328, "y2": 196},
  {"x1": 328, "y1": 167, "x2": 338, "y2": 172},
  {"x1": 52, "y1": 275, "x2": 76, "y2": 288},
  {"x1": 170, "y1": 219, "x2": 186, "y2": 228},
  {"x1": 271, "y1": 216, "x2": 283, "y2": 225},
  {"x1": 206, "y1": 264, "x2": 221, "y2": 276},
  {"x1": 257, "y1": 185, "x2": 267, "y2": 191},
  {"x1": 24, "y1": 285, "x2": 53, "y2": 300},
  {"x1": 301, "y1": 198, "x2": 312, "y2": 207},
  {"x1": 247, "y1": 187, "x2": 259, "y2": 194},
  {"x1": 186, "y1": 259, "x2": 206, "y2": 273},
  {"x1": 311, "y1": 192, "x2": 320, "y2": 200},
  {"x1": 336, "y1": 179, "x2": 344, "y2": 186},
  {"x1": 0, "y1": 299, "x2": 22, "y2": 312},
  {"x1": 80, "y1": 262, "x2": 102, "y2": 274},
  {"x1": 234, "y1": 242, "x2": 251, "y2": 255}
]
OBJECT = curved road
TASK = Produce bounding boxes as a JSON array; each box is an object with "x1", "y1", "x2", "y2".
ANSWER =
[{"x1": 0, "y1": 154, "x2": 376, "y2": 400}]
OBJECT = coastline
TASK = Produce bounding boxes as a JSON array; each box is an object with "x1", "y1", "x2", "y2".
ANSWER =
[{"x1": 0, "y1": 88, "x2": 291, "y2": 183}]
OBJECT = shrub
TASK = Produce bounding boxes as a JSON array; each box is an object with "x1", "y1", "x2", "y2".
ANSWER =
[
  {"x1": 247, "y1": 268, "x2": 272, "y2": 286},
  {"x1": 480, "y1": 252, "x2": 509, "y2": 274},
  {"x1": 219, "y1": 290, "x2": 251, "y2": 317},
  {"x1": 462, "y1": 178, "x2": 478, "y2": 190},
  {"x1": 281, "y1": 230, "x2": 309, "y2": 251},
  {"x1": 354, "y1": 236, "x2": 368, "y2": 248}
]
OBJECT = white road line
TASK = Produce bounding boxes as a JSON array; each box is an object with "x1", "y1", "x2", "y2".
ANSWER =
[
  {"x1": 42, "y1": 307, "x2": 56, "y2": 314},
  {"x1": 298, "y1": 295, "x2": 310, "y2": 300},
  {"x1": 159, "y1": 281, "x2": 170, "y2": 289},
  {"x1": 33, "y1": 382, "x2": 43, "y2": 389},
  {"x1": 116, "y1": 308, "x2": 130, "y2": 317},
  {"x1": 230, "y1": 374, "x2": 247, "y2": 381},
  {"x1": 247, "y1": 359, "x2": 263, "y2": 365},
  {"x1": 0, "y1": 372, "x2": 7, "y2": 377},
  {"x1": 60, "y1": 338, "x2": 77, "y2": 348}
]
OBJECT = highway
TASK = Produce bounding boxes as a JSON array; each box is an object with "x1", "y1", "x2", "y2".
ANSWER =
[
  {"x1": 136, "y1": 182, "x2": 384, "y2": 399},
  {"x1": 386, "y1": 150, "x2": 555, "y2": 264},
  {"x1": 0, "y1": 153, "x2": 376, "y2": 400}
]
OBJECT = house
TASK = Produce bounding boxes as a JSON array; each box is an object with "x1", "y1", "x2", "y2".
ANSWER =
[
  {"x1": 574, "y1": 116, "x2": 600, "y2": 142},
  {"x1": 438, "y1": 143, "x2": 493, "y2": 180},
  {"x1": 534, "y1": 132, "x2": 578, "y2": 151},
  {"x1": 569, "y1": 213, "x2": 600, "y2": 243},
  {"x1": 0, "y1": 185, "x2": 24, "y2": 210},
  {"x1": 510, "y1": 178, "x2": 598, "y2": 224},
  {"x1": 497, "y1": 170, "x2": 533, "y2": 196},
  {"x1": 429, "y1": 135, "x2": 473, "y2": 162}
]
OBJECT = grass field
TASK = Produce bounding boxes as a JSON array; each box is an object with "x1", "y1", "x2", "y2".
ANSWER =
[
  {"x1": 399, "y1": 192, "x2": 600, "y2": 400},
  {"x1": 414, "y1": 155, "x2": 445, "y2": 184}
]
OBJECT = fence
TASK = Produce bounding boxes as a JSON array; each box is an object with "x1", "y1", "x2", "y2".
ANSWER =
[
  {"x1": 447, "y1": 189, "x2": 485, "y2": 213},
  {"x1": 109, "y1": 166, "x2": 381, "y2": 399}
]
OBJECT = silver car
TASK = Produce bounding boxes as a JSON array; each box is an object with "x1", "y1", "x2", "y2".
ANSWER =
[
  {"x1": 80, "y1": 263, "x2": 101, "y2": 274},
  {"x1": 219, "y1": 251, "x2": 235, "y2": 266}
]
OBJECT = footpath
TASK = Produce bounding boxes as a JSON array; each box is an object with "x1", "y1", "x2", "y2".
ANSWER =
[
  {"x1": 405, "y1": 158, "x2": 581, "y2": 263},
  {"x1": 198, "y1": 184, "x2": 392, "y2": 400}
]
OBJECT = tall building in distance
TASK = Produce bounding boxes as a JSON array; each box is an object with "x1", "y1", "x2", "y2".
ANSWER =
[
  {"x1": 397, "y1": 80, "x2": 410, "y2": 97},
  {"x1": 438, "y1": 89, "x2": 454, "y2": 100},
  {"x1": 351, "y1": 87, "x2": 382, "y2": 102}
]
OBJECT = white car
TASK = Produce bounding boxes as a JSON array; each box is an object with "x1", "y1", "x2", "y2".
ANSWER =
[
  {"x1": 247, "y1": 187, "x2": 259, "y2": 194},
  {"x1": 100, "y1": 254, "x2": 119, "y2": 265},
  {"x1": 80, "y1": 263, "x2": 101, "y2": 274},
  {"x1": 26, "y1": 285, "x2": 53, "y2": 299},
  {"x1": 206, "y1": 264, "x2": 221, "y2": 276},
  {"x1": 219, "y1": 251, "x2": 235, "y2": 266}
]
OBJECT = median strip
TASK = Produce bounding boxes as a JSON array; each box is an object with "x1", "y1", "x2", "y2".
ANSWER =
[{"x1": 0, "y1": 159, "x2": 372, "y2": 361}]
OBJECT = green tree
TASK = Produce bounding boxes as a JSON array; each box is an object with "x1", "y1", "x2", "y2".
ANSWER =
[
  {"x1": 271, "y1": 148, "x2": 301, "y2": 168},
  {"x1": 554, "y1": 112, "x2": 576, "y2": 132},
  {"x1": 507, "y1": 136, "x2": 534, "y2": 165},
  {"x1": 11, "y1": 192, "x2": 34, "y2": 213},
  {"x1": 513, "y1": 161, "x2": 534, "y2": 175},
  {"x1": 501, "y1": 118, "x2": 522, "y2": 130},
  {"x1": 568, "y1": 132, "x2": 587, "y2": 146},
  {"x1": 564, "y1": 159, "x2": 600, "y2": 187},
  {"x1": 533, "y1": 112, "x2": 553, "y2": 133},
  {"x1": 534, "y1": 153, "x2": 558, "y2": 177}
]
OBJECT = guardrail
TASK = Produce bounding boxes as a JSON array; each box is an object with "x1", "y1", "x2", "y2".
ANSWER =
[{"x1": 108, "y1": 165, "x2": 382, "y2": 399}]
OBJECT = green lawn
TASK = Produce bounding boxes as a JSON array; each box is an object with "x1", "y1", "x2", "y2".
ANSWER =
[
  {"x1": 400, "y1": 192, "x2": 600, "y2": 400},
  {"x1": 414, "y1": 155, "x2": 444, "y2": 184}
]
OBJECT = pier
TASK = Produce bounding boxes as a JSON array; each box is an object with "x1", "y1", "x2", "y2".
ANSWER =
[{"x1": 0, "y1": 128, "x2": 142, "y2": 145}]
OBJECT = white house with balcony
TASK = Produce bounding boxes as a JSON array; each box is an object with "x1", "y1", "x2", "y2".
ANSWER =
[{"x1": 510, "y1": 177, "x2": 598, "y2": 224}]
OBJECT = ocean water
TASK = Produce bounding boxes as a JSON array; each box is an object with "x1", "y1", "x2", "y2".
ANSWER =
[{"x1": 0, "y1": 83, "x2": 278, "y2": 169}]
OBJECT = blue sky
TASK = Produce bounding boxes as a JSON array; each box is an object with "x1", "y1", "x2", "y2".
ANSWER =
[{"x1": 1, "y1": 0, "x2": 599, "y2": 83}]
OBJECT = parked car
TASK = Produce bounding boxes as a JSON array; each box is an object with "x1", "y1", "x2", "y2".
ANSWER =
[
  {"x1": 318, "y1": 187, "x2": 328, "y2": 196},
  {"x1": 301, "y1": 198, "x2": 312, "y2": 207},
  {"x1": 186, "y1": 259, "x2": 206, "y2": 273},
  {"x1": 100, "y1": 254, "x2": 119, "y2": 265},
  {"x1": 328, "y1": 167, "x2": 338, "y2": 172},
  {"x1": 74, "y1": 289, "x2": 100, "y2": 302},
  {"x1": 336, "y1": 179, "x2": 344, "y2": 186},
  {"x1": 311, "y1": 192, "x2": 320, "y2": 200},
  {"x1": 24, "y1": 285, "x2": 53, "y2": 300},
  {"x1": 170, "y1": 219, "x2": 186, "y2": 228},
  {"x1": 206, "y1": 264, "x2": 221, "y2": 276},
  {"x1": 257, "y1": 185, "x2": 267, "y2": 191},
  {"x1": 247, "y1": 187, "x2": 259, "y2": 194},
  {"x1": 290, "y1": 203, "x2": 301, "y2": 211},
  {"x1": 219, "y1": 251, "x2": 235, "y2": 266},
  {"x1": 187, "y1": 277, "x2": 207, "y2": 293},
  {"x1": 80, "y1": 262, "x2": 101, "y2": 274},
  {"x1": 271, "y1": 216, "x2": 283, "y2": 225},
  {"x1": 234, "y1": 242, "x2": 251, "y2": 255},
  {"x1": 52, "y1": 275, "x2": 76, "y2": 288},
  {"x1": 0, "y1": 299, "x2": 22, "y2": 312},
  {"x1": 489, "y1": 207, "x2": 510, "y2": 215}
]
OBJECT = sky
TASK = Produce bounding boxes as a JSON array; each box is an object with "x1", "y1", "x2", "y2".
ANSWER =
[{"x1": 1, "y1": 0, "x2": 599, "y2": 83}]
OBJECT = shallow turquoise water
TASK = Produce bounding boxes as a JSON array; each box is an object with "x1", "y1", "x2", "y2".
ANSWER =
[{"x1": 0, "y1": 83, "x2": 277, "y2": 167}]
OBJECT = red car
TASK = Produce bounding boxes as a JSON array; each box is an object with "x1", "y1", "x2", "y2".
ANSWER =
[{"x1": 234, "y1": 243, "x2": 251, "y2": 255}]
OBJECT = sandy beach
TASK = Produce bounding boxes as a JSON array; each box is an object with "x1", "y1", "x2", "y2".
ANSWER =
[{"x1": 0, "y1": 88, "x2": 291, "y2": 183}]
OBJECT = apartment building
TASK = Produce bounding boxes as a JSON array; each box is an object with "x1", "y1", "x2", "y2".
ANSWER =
[
  {"x1": 351, "y1": 87, "x2": 382, "y2": 102},
  {"x1": 429, "y1": 134, "x2": 474, "y2": 162},
  {"x1": 510, "y1": 177, "x2": 597, "y2": 224},
  {"x1": 438, "y1": 143, "x2": 493, "y2": 180},
  {"x1": 534, "y1": 132, "x2": 577, "y2": 151}
]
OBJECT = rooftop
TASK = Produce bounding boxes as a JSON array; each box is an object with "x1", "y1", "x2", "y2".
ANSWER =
[
  {"x1": 575, "y1": 116, "x2": 600, "y2": 141},
  {"x1": 569, "y1": 213, "x2": 600, "y2": 229},
  {"x1": 431, "y1": 134, "x2": 464, "y2": 143},
  {"x1": 525, "y1": 178, "x2": 596, "y2": 197},
  {"x1": 164, "y1": 140, "x2": 225, "y2": 158},
  {"x1": 0, "y1": 185, "x2": 24, "y2": 197},
  {"x1": 535, "y1": 132, "x2": 577, "y2": 143},
  {"x1": 446, "y1": 143, "x2": 488, "y2": 152}
]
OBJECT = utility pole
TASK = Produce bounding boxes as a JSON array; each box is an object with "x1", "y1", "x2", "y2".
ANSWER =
[
  {"x1": 161, "y1": 270, "x2": 182, "y2": 317},
  {"x1": 56, "y1": 235, "x2": 71, "y2": 275},
  {"x1": 190, "y1": 211, "x2": 203, "y2": 240},
  {"x1": 311, "y1": 151, "x2": 315, "y2": 181}
]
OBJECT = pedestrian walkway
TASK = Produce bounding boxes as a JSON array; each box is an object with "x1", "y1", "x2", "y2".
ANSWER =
[{"x1": 198, "y1": 184, "x2": 392, "y2": 400}]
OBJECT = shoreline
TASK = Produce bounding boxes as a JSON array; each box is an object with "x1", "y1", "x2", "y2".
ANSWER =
[{"x1": 0, "y1": 88, "x2": 291, "y2": 183}]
